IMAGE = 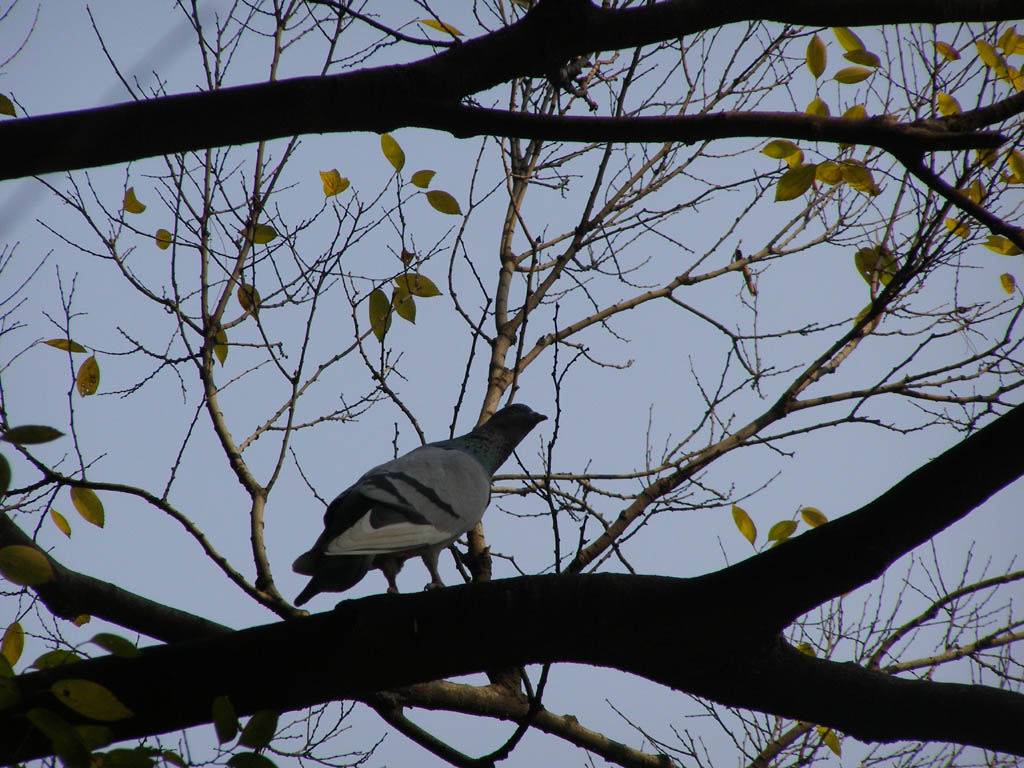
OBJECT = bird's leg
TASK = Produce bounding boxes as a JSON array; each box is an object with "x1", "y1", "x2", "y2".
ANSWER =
[
  {"x1": 379, "y1": 556, "x2": 402, "y2": 594},
  {"x1": 421, "y1": 552, "x2": 446, "y2": 591}
]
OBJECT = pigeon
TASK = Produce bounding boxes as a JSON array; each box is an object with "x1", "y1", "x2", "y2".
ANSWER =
[{"x1": 292, "y1": 403, "x2": 546, "y2": 605}]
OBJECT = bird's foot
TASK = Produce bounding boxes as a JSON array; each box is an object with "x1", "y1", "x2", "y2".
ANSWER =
[{"x1": 423, "y1": 580, "x2": 445, "y2": 591}]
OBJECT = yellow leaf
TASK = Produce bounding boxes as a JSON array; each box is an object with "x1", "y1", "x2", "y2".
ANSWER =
[
  {"x1": 368, "y1": 288, "x2": 392, "y2": 342},
  {"x1": 426, "y1": 189, "x2": 462, "y2": 215},
  {"x1": 815, "y1": 161, "x2": 842, "y2": 185},
  {"x1": 44, "y1": 338, "x2": 87, "y2": 353},
  {"x1": 251, "y1": 224, "x2": 277, "y2": 244},
  {"x1": 51, "y1": 679, "x2": 134, "y2": 721},
  {"x1": 761, "y1": 140, "x2": 800, "y2": 159},
  {"x1": 391, "y1": 286, "x2": 416, "y2": 323},
  {"x1": 0, "y1": 545, "x2": 54, "y2": 586},
  {"x1": 154, "y1": 229, "x2": 172, "y2": 250},
  {"x1": 32, "y1": 650, "x2": 82, "y2": 669},
  {"x1": 122, "y1": 187, "x2": 146, "y2": 214},
  {"x1": 775, "y1": 164, "x2": 816, "y2": 201},
  {"x1": 984, "y1": 235, "x2": 1024, "y2": 255},
  {"x1": 840, "y1": 161, "x2": 881, "y2": 195},
  {"x1": 237, "y1": 284, "x2": 261, "y2": 317},
  {"x1": 25, "y1": 708, "x2": 89, "y2": 767},
  {"x1": 394, "y1": 273, "x2": 442, "y2": 297},
  {"x1": 976, "y1": 40, "x2": 1004, "y2": 70},
  {"x1": 806, "y1": 34, "x2": 827, "y2": 79},
  {"x1": 380, "y1": 134, "x2": 405, "y2": 172},
  {"x1": 1000, "y1": 273, "x2": 1016, "y2": 293},
  {"x1": 934, "y1": 41, "x2": 960, "y2": 61},
  {"x1": 833, "y1": 66, "x2": 873, "y2": 84},
  {"x1": 998, "y1": 27, "x2": 1020, "y2": 57},
  {"x1": 977, "y1": 148, "x2": 998, "y2": 168},
  {"x1": 800, "y1": 507, "x2": 828, "y2": 527},
  {"x1": 2, "y1": 622, "x2": 24, "y2": 667},
  {"x1": 817, "y1": 726, "x2": 842, "y2": 756},
  {"x1": 90, "y1": 633, "x2": 141, "y2": 659},
  {"x1": 785, "y1": 149, "x2": 805, "y2": 168},
  {"x1": 1009, "y1": 66, "x2": 1023, "y2": 92},
  {"x1": 76, "y1": 355, "x2": 100, "y2": 396},
  {"x1": 806, "y1": 97, "x2": 829, "y2": 117},
  {"x1": 832, "y1": 27, "x2": 864, "y2": 52},
  {"x1": 319, "y1": 169, "x2": 349, "y2": 197},
  {"x1": 964, "y1": 180, "x2": 986, "y2": 204},
  {"x1": 843, "y1": 50, "x2": 880, "y2": 68},
  {"x1": 1007, "y1": 150, "x2": 1024, "y2": 182},
  {"x1": 0, "y1": 455, "x2": 9, "y2": 499},
  {"x1": 944, "y1": 218, "x2": 970, "y2": 238},
  {"x1": 842, "y1": 104, "x2": 867, "y2": 120},
  {"x1": 213, "y1": 328, "x2": 228, "y2": 366},
  {"x1": 73, "y1": 615, "x2": 91, "y2": 627},
  {"x1": 767, "y1": 520, "x2": 798, "y2": 542},
  {"x1": 0, "y1": 94, "x2": 15, "y2": 117},
  {"x1": 410, "y1": 170, "x2": 436, "y2": 188},
  {"x1": 418, "y1": 18, "x2": 463, "y2": 36},
  {"x1": 937, "y1": 92, "x2": 961, "y2": 116},
  {"x1": 796, "y1": 642, "x2": 816, "y2": 656},
  {"x1": 400, "y1": 248, "x2": 415, "y2": 265},
  {"x1": 2, "y1": 425, "x2": 64, "y2": 445},
  {"x1": 854, "y1": 246, "x2": 897, "y2": 286},
  {"x1": 70, "y1": 486, "x2": 104, "y2": 528},
  {"x1": 731, "y1": 504, "x2": 756, "y2": 545},
  {"x1": 51, "y1": 509, "x2": 72, "y2": 538}
]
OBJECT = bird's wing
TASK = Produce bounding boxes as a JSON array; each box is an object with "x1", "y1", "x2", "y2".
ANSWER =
[
  {"x1": 323, "y1": 504, "x2": 454, "y2": 555},
  {"x1": 354, "y1": 445, "x2": 492, "y2": 534}
]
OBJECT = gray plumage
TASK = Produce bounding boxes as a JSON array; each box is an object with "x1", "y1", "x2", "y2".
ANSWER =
[{"x1": 293, "y1": 403, "x2": 546, "y2": 605}]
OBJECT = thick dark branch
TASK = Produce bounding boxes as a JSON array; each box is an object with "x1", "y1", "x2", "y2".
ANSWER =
[
  {"x1": 1, "y1": 0, "x2": 1021, "y2": 180},
  {"x1": 0, "y1": 513, "x2": 230, "y2": 643}
]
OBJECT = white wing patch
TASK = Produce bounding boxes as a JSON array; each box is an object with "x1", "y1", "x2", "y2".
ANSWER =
[{"x1": 325, "y1": 511, "x2": 453, "y2": 555}]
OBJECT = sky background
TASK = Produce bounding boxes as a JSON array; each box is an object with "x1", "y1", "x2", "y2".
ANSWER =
[{"x1": 1, "y1": 3, "x2": 1022, "y2": 766}]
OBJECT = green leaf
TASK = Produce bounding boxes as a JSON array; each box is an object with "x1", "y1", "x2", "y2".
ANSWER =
[
  {"x1": 731, "y1": 504, "x2": 756, "y2": 546},
  {"x1": 854, "y1": 246, "x2": 897, "y2": 287},
  {"x1": 426, "y1": 189, "x2": 462, "y2": 215},
  {"x1": 832, "y1": 27, "x2": 864, "y2": 52},
  {"x1": 843, "y1": 49, "x2": 880, "y2": 67},
  {"x1": 368, "y1": 288, "x2": 392, "y2": 342},
  {"x1": 212, "y1": 695, "x2": 239, "y2": 744},
  {"x1": 0, "y1": 654, "x2": 12, "y2": 677},
  {"x1": 0, "y1": 545, "x2": 55, "y2": 586},
  {"x1": 239, "y1": 710, "x2": 279, "y2": 749},
  {"x1": 1000, "y1": 273, "x2": 1016, "y2": 294},
  {"x1": 27, "y1": 707, "x2": 91, "y2": 768},
  {"x1": 319, "y1": 169, "x2": 349, "y2": 197},
  {"x1": 155, "y1": 229, "x2": 172, "y2": 250},
  {"x1": 123, "y1": 187, "x2": 146, "y2": 215},
  {"x1": 800, "y1": 507, "x2": 828, "y2": 527},
  {"x1": 51, "y1": 508, "x2": 72, "y2": 538},
  {"x1": 0, "y1": 94, "x2": 15, "y2": 117},
  {"x1": 237, "y1": 284, "x2": 261, "y2": 317},
  {"x1": 833, "y1": 66, "x2": 873, "y2": 84},
  {"x1": 52, "y1": 679, "x2": 134, "y2": 721},
  {"x1": 2, "y1": 621, "x2": 24, "y2": 667},
  {"x1": 410, "y1": 170, "x2": 435, "y2": 188},
  {"x1": 392, "y1": 287, "x2": 416, "y2": 324},
  {"x1": 767, "y1": 520, "x2": 798, "y2": 542},
  {"x1": 394, "y1": 273, "x2": 442, "y2": 297},
  {"x1": 806, "y1": 34, "x2": 826, "y2": 79},
  {"x1": 805, "y1": 97, "x2": 829, "y2": 117},
  {"x1": 775, "y1": 164, "x2": 816, "y2": 201},
  {"x1": 32, "y1": 650, "x2": 83, "y2": 670},
  {"x1": 71, "y1": 487, "x2": 105, "y2": 528},
  {"x1": 840, "y1": 161, "x2": 881, "y2": 195},
  {"x1": 227, "y1": 753, "x2": 278, "y2": 768},
  {"x1": 214, "y1": 328, "x2": 228, "y2": 366},
  {"x1": 76, "y1": 355, "x2": 100, "y2": 396},
  {"x1": 0, "y1": 454, "x2": 9, "y2": 500},
  {"x1": 90, "y1": 633, "x2": 141, "y2": 659},
  {"x1": 761, "y1": 140, "x2": 800, "y2": 159},
  {"x1": 44, "y1": 338, "x2": 88, "y2": 353},
  {"x1": 0, "y1": 676, "x2": 19, "y2": 710},
  {"x1": 92, "y1": 748, "x2": 155, "y2": 768},
  {"x1": 2, "y1": 425, "x2": 65, "y2": 445},
  {"x1": 74, "y1": 725, "x2": 114, "y2": 751},
  {"x1": 796, "y1": 642, "x2": 816, "y2": 656},
  {"x1": 380, "y1": 134, "x2": 405, "y2": 172},
  {"x1": 251, "y1": 224, "x2": 277, "y2": 244}
]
